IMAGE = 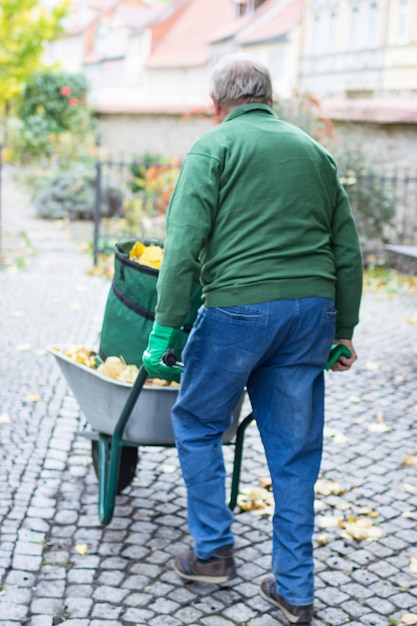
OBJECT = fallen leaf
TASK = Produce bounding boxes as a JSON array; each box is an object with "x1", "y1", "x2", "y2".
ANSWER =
[
  {"x1": 238, "y1": 487, "x2": 274, "y2": 515},
  {"x1": 356, "y1": 507, "x2": 379, "y2": 518},
  {"x1": 160, "y1": 465, "x2": 176, "y2": 473},
  {"x1": 334, "y1": 500, "x2": 351, "y2": 511},
  {"x1": 403, "y1": 483, "x2": 416, "y2": 494},
  {"x1": 258, "y1": 477, "x2": 272, "y2": 489},
  {"x1": 315, "y1": 479, "x2": 346, "y2": 496},
  {"x1": 349, "y1": 395, "x2": 361, "y2": 403},
  {"x1": 323, "y1": 428, "x2": 348, "y2": 442},
  {"x1": 403, "y1": 455, "x2": 417, "y2": 468},
  {"x1": 317, "y1": 515, "x2": 343, "y2": 529},
  {"x1": 0, "y1": 413, "x2": 10, "y2": 424},
  {"x1": 342, "y1": 517, "x2": 383, "y2": 541},
  {"x1": 396, "y1": 374, "x2": 407, "y2": 383},
  {"x1": 406, "y1": 317, "x2": 417, "y2": 325},
  {"x1": 316, "y1": 533, "x2": 329, "y2": 546},
  {"x1": 410, "y1": 555, "x2": 417, "y2": 574},
  {"x1": 402, "y1": 614, "x2": 417, "y2": 625},
  {"x1": 26, "y1": 394, "x2": 40, "y2": 403},
  {"x1": 75, "y1": 544, "x2": 88, "y2": 556},
  {"x1": 368, "y1": 422, "x2": 391, "y2": 433},
  {"x1": 16, "y1": 343, "x2": 31, "y2": 351},
  {"x1": 366, "y1": 361, "x2": 380, "y2": 371}
]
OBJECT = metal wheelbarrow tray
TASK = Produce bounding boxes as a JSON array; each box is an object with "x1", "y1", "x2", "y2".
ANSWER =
[{"x1": 48, "y1": 347, "x2": 254, "y2": 525}]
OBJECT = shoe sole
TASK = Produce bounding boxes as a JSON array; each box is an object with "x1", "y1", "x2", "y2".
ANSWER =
[
  {"x1": 260, "y1": 585, "x2": 311, "y2": 624},
  {"x1": 173, "y1": 561, "x2": 237, "y2": 584}
]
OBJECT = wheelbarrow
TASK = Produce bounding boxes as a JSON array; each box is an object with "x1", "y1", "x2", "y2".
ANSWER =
[{"x1": 48, "y1": 347, "x2": 254, "y2": 525}]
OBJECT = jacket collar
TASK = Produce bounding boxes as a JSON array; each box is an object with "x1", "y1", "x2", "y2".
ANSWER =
[{"x1": 224, "y1": 103, "x2": 277, "y2": 122}]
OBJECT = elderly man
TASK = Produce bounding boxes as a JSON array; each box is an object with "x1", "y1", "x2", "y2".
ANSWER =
[{"x1": 143, "y1": 54, "x2": 362, "y2": 624}]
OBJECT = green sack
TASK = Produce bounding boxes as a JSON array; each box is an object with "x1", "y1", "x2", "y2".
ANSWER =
[{"x1": 99, "y1": 240, "x2": 202, "y2": 367}]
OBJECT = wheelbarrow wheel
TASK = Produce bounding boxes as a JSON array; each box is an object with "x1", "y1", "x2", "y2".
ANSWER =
[{"x1": 91, "y1": 441, "x2": 139, "y2": 494}]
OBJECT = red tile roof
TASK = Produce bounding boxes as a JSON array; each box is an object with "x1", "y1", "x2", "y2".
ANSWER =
[
  {"x1": 236, "y1": 0, "x2": 303, "y2": 45},
  {"x1": 147, "y1": 0, "x2": 237, "y2": 68}
]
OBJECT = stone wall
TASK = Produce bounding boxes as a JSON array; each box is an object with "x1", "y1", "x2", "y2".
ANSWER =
[
  {"x1": 97, "y1": 112, "x2": 214, "y2": 160},
  {"x1": 332, "y1": 121, "x2": 417, "y2": 170}
]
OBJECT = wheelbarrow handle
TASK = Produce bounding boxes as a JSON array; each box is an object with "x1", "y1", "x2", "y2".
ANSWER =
[{"x1": 162, "y1": 348, "x2": 184, "y2": 368}]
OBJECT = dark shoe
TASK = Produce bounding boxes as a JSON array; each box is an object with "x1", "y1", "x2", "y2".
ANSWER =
[
  {"x1": 174, "y1": 545, "x2": 237, "y2": 583},
  {"x1": 260, "y1": 578, "x2": 314, "y2": 624}
]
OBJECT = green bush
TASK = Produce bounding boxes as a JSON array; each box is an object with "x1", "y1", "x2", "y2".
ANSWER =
[
  {"x1": 32, "y1": 166, "x2": 123, "y2": 220},
  {"x1": 10, "y1": 70, "x2": 96, "y2": 162}
]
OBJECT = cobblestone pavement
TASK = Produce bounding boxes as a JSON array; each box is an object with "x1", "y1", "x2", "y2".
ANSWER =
[{"x1": 1, "y1": 168, "x2": 417, "y2": 626}]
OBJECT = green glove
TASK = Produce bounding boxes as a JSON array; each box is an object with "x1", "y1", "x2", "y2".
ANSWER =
[
  {"x1": 142, "y1": 323, "x2": 184, "y2": 382},
  {"x1": 325, "y1": 344, "x2": 352, "y2": 370}
]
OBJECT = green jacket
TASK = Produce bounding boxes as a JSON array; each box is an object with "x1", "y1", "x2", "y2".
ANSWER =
[{"x1": 155, "y1": 104, "x2": 362, "y2": 339}]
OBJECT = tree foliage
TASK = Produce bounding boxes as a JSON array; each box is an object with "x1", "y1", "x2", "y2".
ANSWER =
[
  {"x1": 8, "y1": 70, "x2": 95, "y2": 161},
  {"x1": 0, "y1": 0, "x2": 69, "y2": 112}
]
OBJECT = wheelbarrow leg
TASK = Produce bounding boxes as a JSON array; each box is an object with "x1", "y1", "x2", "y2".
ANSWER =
[
  {"x1": 97, "y1": 365, "x2": 149, "y2": 525},
  {"x1": 228, "y1": 412, "x2": 254, "y2": 510}
]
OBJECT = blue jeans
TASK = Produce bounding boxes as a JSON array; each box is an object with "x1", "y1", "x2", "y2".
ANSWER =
[{"x1": 171, "y1": 297, "x2": 336, "y2": 606}]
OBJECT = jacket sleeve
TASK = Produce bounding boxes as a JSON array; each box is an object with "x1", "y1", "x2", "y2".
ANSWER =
[
  {"x1": 331, "y1": 179, "x2": 363, "y2": 339},
  {"x1": 155, "y1": 151, "x2": 221, "y2": 328}
]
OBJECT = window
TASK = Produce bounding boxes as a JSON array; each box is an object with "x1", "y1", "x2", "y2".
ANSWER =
[
  {"x1": 368, "y1": 2, "x2": 379, "y2": 47},
  {"x1": 398, "y1": 0, "x2": 410, "y2": 43},
  {"x1": 328, "y1": 11, "x2": 338, "y2": 51},
  {"x1": 350, "y1": 6, "x2": 360, "y2": 49}
]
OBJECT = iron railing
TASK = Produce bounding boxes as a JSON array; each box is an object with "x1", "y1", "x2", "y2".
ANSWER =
[{"x1": 84, "y1": 158, "x2": 417, "y2": 264}]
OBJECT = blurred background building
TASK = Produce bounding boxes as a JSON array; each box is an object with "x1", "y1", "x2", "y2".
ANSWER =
[{"x1": 44, "y1": 0, "x2": 417, "y2": 162}]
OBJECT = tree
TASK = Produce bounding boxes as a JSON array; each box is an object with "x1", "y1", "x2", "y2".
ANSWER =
[{"x1": 0, "y1": 0, "x2": 69, "y2": 114}]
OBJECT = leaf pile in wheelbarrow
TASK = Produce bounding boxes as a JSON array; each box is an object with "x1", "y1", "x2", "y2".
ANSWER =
[{"x1": 51, "y1": 345, "x2": 178, "y2": 387}]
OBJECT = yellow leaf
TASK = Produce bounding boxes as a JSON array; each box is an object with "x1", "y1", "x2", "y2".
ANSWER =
[
  {"x1": 403, "y1": 455, "x2": 417, "y2": 468},
  {"x1": 26, "y1": 394, "x2": 40, "y2": 402},
  {"x1": 402, "y1": 614, "x2": 417, "y2": 625},
  {"x1": 315, "y1": 479, "x2": 346, "y2": 496},
  {"x1": 258, "y1": 477, "x2": 272, "y2": 489},
  {"x1": 0, "y1": 413, "x2": 10, "y2": 424},
  {"x1": 356, "y1": 508, "x2": 379, "y2": 518},
  {"x1": 75, "y1": 544, "x2": 88, "y2": 556},
  {"x1": 316, "y1": 533, "x2": 329, "y2": 546},
  {"x1": 406, "y1": 317, "x2": 417, "y2": 325}
]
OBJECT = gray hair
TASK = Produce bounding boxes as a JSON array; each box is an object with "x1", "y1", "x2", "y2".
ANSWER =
[{"x1": 209, "y1": 53, "x2": 272, "y2": 106}]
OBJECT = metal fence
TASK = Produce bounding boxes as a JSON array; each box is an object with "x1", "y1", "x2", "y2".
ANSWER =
[
  {"x1": 92, "y1": 158, "x2": 417, "y2": 263},
  {"x1": 92, "y1": 157, "x2": 182, "y2": 264}
]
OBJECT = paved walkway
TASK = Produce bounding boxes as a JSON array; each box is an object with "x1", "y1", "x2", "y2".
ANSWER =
[{"x1": 1, "y1": 167, "x2": 417, "y2": 626}]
